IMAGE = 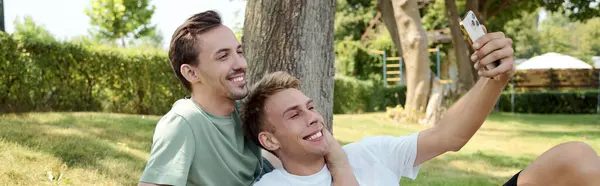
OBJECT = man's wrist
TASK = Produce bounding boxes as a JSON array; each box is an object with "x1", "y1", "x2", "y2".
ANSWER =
[
  {"x1": 330, "y1": 165, "x2": 359, "y2": 186},
  {"x1": 486, "y1": 73, "x2": 511, "y2": 86}
]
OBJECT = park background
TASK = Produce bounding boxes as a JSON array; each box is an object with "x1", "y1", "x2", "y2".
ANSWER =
[{"x1": 1, "y1": 0, "x2": 600, "y2": 185}]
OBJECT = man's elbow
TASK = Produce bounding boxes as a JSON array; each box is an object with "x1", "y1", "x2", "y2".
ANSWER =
[{"x1": 446, "y1": 137, "x2": 469, "y2": 152}]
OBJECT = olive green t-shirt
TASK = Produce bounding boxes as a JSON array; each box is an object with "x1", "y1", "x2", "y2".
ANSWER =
[{"x1": 139, "y1": 98, "x2": 263, "y2": 186}]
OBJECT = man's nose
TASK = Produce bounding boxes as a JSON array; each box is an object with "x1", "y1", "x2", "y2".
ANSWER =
[
  {"x1": 307, "y1": 110, "x2": 320, "y2": 127},
  {"x1": 233, "y1": 54, "x2": 248, "y2": 70}
]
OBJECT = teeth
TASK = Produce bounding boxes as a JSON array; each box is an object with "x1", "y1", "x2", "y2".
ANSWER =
[
  {"x1": 232, "y1": 77, "x2": 244, "y2": 82},
  {"x1": 307, "y1": 131, "x2": 322, "y2": 141}
]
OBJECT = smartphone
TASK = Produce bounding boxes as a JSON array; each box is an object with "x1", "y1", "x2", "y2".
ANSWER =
[{"x1": 459, "y1": 10, "x2": 500, "y2": 70}]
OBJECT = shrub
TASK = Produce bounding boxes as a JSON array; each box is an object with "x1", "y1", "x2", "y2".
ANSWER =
[
  {"x1": 333, "y1": 75, "x2": 407, "y2": 114},
  {"x1": 369, "y1": 84, "x2": 406, "y2": 112},
  {"x1": 498, "y1": 90, "x2": 599, "y2": 114},
  {"x1": 333, "y1": 75, "x2": 374, "y2": 114},
  {"x1": 1, "y1": 33, "x2": 410, "y2": 115},
  {"x1": 0, "y1": 33, "x2": 188, "y2": 115}
]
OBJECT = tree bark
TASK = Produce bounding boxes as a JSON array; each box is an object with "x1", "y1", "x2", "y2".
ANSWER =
[
  {"x1": 390, "y1": 0, "x2": 431, "y2": 112},
  {"x1": 243, "y1": 0, "x2": 336, "y2": 131},
  {"x1": 378, "y1": 0, "x2": 403, "y2": 55},
  {"x1": 445, "y1": 0, "x2": 476, "y2": 95},
  {"x1": 466, "y1": 0, "x2": 479, "y2": 19},
  {"x1": 422, "y1": 75, "x2": 446, "y2": 126},
  {"x1": 466, "y1": 0, "x2": 487, "y2": 24},
  {"x1": 0, "y1": 0, "x2": 4, "y2": 32}
]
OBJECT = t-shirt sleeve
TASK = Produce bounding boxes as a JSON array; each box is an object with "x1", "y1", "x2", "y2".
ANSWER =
[
  {"x1": 139, "y1": 113, "x2": 196, "y2": 185},
  {"x1": 359, "y1": 132, "x2": 421, "y2": 180}
]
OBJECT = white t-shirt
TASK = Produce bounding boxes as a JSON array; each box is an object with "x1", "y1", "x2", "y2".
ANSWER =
[{"x1": 254, "y1": 132, "x2": 421, "y2": 186}]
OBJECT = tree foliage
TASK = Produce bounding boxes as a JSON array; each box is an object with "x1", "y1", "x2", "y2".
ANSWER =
[
  {"x1": 334, "y1": 0, "x2": 396, "y2": 81},
  {"x1": 503, "y1": 10, "x2": 541, "y2": 59},
  {"x1": 464, "y1": 0, "x2": 599, "y2": 33},
  {"x1": 85, "y1": 0, "x2": 156, "y2": 47},
  {"x1": 505, "y1": 7, "x2": 600, "y2": 63},
  {"x1": 12, "y1": 16, "x2": 56, "y2": 43},
  {"x1": 544, "y1": 0, "x2": 600, "y2": 22},
  {"x1": 539, "y1": 11, "x2": 600, "y2": 63}
]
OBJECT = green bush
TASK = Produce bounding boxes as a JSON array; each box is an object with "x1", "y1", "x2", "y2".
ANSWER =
[
  {"x1": 333, "y1": 75, "x2": 406, "y2": 114},
  {"x1": 369, "y1": 85, "x2": 406, "y2": 112},
  {"x1": 333, "y1": 75, "x2": 374, "y2": 114},
  {"x1": 1, "y1": 32, "x2": 407, "y2": 115},
  {"x1": 0, "y1": 33, "x2": 188, "y2": 114},
  {"x1": 498, "y1": 90, "x2": 599, "y2": 114}
]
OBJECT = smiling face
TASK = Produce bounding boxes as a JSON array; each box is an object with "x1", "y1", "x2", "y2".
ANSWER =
[
  {"x1": 260, "y1": 88, "x2": 329, "y2": 159},
  {"x1": 192, "y1": 25, "x2": 248, "y2": 100}
]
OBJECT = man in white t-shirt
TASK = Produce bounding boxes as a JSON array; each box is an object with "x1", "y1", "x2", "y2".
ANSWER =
[
  {"x1": 240, "y1": 31, "x2": 600, "y2": 185},
  {"x1": 241, "y1": 71, "x2": 600, "y2": 186}
]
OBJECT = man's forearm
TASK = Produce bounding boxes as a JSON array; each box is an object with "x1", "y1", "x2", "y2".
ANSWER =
[{"x1": 437, "y1": 75, "x2": 509, "y2": 150}]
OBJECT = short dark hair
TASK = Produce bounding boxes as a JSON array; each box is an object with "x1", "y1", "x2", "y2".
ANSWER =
[
  {"x1": 169, "y1": 10, "x2": 222, "y2": 91},
  {"x1": 240, "y1": 71, "x2": 301, "y2": 149}
]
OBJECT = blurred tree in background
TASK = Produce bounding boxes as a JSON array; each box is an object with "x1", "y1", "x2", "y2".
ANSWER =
[
  {"x1": 12, "y1": 16, "x2": 56, "y2": 43},
  {"x1": 85, "y1": 0, "x2": 156, "y2": 47}
]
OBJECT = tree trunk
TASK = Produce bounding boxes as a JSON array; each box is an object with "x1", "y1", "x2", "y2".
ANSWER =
[
  {"x1": 243, "y1": 0, "x2": 336, "y2": 131},
  {"x1": 446, "y1": 45, "x2": 459, "y2": 93},
  {"x1": 445, "y1": 0, "x2": 476, "y2": 95},
  {"x1": 0, "y1": 0, "x2": 4, "y2": 32},
  {"x1": 466, "y1": 0, "x2": 487, "y2": 24},
  {"x1": 390, "y1": 0, "x2": 431, "y2": 112},
  {"x1": 121, "y1": 37, "x2": 126, "y2": 48},
  {"x1": 378, "y1": 0, "x2": 403, "y2": 55},
  {"x1": 422, "y1": 75, "x2": 446, "y2": 126},
  {"x1": 466, "y1": 0, "x2": 479, "y2": 18}
]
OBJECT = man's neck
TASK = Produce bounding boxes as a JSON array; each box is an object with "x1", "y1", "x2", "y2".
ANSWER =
[
  {"x1": 280, "y1": 155, "x2": 326, "y2": 176},
  {"x1": 190, "y1": 88, "x2": 235, "y2": 117}
]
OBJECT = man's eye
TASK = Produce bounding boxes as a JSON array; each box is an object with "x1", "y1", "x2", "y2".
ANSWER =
[
  {"x1": 219, "y1": 54, "x2": 228, "y2": 60},
  {"x1": 290, "y1": 113, "x2": 299, "y2": 119}
]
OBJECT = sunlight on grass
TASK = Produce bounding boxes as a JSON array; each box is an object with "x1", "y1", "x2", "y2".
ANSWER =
[
  {"x1": 1, "y1": 111, "x2": 599, "y2": 185},
  {"x1": 0, "y1": 112, "x2": 153, "y2": 185}
]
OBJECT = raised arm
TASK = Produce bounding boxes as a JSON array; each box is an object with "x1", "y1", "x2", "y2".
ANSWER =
[{"x1": 413, "y1": 30, "x2": 515, "y2": 166}]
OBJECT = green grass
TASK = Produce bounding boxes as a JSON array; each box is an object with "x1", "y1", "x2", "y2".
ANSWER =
[
  {"x1": 0, "y1": 112, "x2": 599, "y2": 185},
  {"x1": 0, "y1": 112, "x2": 160, "y2": 185},
  {"x1": 333, "y1": 112, "x2": 600, "y2": 186}
]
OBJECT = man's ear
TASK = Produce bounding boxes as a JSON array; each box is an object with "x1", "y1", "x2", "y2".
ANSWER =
[
  {"x1": 258, "y1": 131, "x2": 280, "y2": 151},
  {"x1": 180, "y1": 64, "x2": 200, "y2": 83}
]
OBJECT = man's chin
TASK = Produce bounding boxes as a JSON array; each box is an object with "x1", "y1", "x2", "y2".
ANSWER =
[
  {"x1": 228, "y1": 89, "x2": 248, "y2": 100},
  {"x1": 312, "y1": 145, "x2": 330, "y2": 156}
]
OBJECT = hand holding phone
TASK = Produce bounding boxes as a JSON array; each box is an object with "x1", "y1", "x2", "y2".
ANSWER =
[{"x1": 459, "y1": 11, "x2": 501, "y2": 73}]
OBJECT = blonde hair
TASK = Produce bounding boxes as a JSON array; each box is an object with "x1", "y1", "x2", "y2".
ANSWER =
[{"x1": 240, "y1": 71, "x2": 301, "y2": 148}]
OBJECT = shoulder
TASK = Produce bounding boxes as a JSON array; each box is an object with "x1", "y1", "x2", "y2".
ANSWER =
[
  {"x1": 159, "y1": 99, "x2": 214, "y2": 128},
  {"x1": 154, "y1": 99, "x2": 207, "y2": 139},
  {"x1": 169, "y1": 99, "x2": 209, "y2": 121},
  {"x1": 153, "y1": 112, "x2": 195, "y2": 140}
]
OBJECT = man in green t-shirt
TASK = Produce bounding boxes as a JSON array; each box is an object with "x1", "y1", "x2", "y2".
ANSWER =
[{"x1": 138, "y1": 10, "x2": 358, "y2": 186}]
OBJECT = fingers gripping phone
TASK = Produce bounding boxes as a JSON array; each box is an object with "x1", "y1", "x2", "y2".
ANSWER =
[{"x1": 459, "y1": 11, "x2": 500, "y2": 71}]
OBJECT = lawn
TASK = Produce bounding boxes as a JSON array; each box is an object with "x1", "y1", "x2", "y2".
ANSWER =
[{"x1": 0, "y1": 112, "x2": 599, "y2": 185}]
